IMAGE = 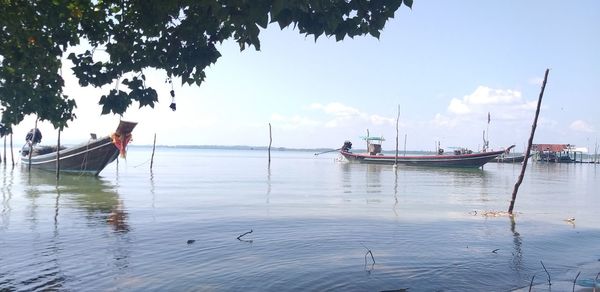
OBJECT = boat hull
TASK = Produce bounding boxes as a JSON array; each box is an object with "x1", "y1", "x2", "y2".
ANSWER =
[
  {"x1": 21, "y1": 136, "x2": 119, "y2": 176},
  {"x1": 340, "y1": 147, "x2": 513, "y2": 168}
]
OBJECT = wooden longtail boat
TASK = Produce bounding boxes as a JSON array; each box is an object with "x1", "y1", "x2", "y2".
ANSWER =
[
  {"x1": 21, "y1": 120, "x2": 137, "y2": 176},
  {"x1": 339, "y1": 138, "x2": 514, "y2": 168}
]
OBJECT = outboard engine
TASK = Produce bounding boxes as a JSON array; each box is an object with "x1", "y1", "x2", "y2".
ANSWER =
[
  {"x1": 25, "y1": 128, "x2": 42, "y2": 144},
  {"x1": 342, "y1": 141, "x2": 352, "y2": 152}
]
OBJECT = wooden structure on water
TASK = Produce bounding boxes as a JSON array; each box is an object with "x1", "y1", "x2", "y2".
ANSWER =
[{"x1": 532, "y1": 143, "x2": 587, "y2": 163}]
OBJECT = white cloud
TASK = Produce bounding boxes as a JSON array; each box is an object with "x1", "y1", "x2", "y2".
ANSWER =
[
  {"x1": 569, "y1": 120, "x2": 595, "y2": 133},
  {"x1": 448, "y1": 98, "x2": 471, "y2": 114},
  {"x1": 370, "y1": 114, "x2": 395, "y2": 125},
  {"x1": 435, "y1": 86, "x2": 534, "y2": 128},
  {"x1": 308, "y1": 102, "x2": 395, "y2": 128},
  {"x1": 458, "y1": 86, "x2": 522, "y2": 108},
  {"x1": 269, "y1": 113, "x2": 319, "y2": 129},
  {"x1": 309, "y1": 102, "x2": 363, "y2": 118},
  {"x1": 528, "y1": 77, "x2": 544, "y2": 86},
  {"x1": 431, "y1": 113, "x2": 459, "y2": 128},
  {"x1": 447, "y1": 86, "x2": 523, "y2": 116}
]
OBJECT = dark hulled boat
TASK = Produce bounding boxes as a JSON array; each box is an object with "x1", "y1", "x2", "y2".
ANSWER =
[
  {"x1": 340, "y1": 138, "x2": 514, "y2": 168},
  {"x1": 21, "y1": 120, "x2": 137, "y2": 176}
]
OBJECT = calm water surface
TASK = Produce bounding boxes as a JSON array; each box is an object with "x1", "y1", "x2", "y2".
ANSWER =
[{"x1": 1, "y1": 147, "x2": 599, "y2": 291}]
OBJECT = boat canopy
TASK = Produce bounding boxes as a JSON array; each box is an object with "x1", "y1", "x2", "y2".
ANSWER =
[{"x1": 360, "y1": 136, "x2": 385, "y2": 142}]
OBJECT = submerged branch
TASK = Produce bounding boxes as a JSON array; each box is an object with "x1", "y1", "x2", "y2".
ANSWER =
[
  {"x1": 361, "y1": 243, "x2": 376, "y2": 265},
  {"x1": 541, "y1": 260, "x2": 551, "y2": 286},
  {"x1": 237, "y1": 229, "x2": 253, "y2": 241}
]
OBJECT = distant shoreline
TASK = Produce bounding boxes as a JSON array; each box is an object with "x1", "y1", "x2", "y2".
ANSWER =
[
  {"x1": 129, "y1": 144, "x2": 335, "y2": 153},
  {"x1": 128, "y1": 144, "x2": 445, "y2": 155}
]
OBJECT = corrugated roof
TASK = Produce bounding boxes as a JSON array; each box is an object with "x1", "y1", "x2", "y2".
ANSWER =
[{"x1": 532, "y1": 144, "x2": 571, "y2": 152}]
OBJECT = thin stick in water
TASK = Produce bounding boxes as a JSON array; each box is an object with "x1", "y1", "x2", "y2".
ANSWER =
[
  {"x1": 395, "y1": 105, "x2": 399, "y2": 166},
  {"x1": 508, "y1": 69, "x2": 549, "y2": 214},
  {"x1": 268, "y1": 123, "x2": 272, "y2": 164},
  {"x1": 28, "y1": 118, "x2": 38, "y2": 172},
  {"x1": 4, "y1": 135, "x2": 8, "y2": 164},
  {"x1": 540, "y1": 260, "x2": 551, "y2": 286},
  {"x1": 56, "y1": 129, "x2": 61, "y2": 180},
  {"x1": 361, "y1": 243, "x2": 375, "y2": 265},
  {"x1": 529, "y1": 274, "x2": 535, "y2": 292},
  {"x1": 150, "y1": 133, "x2": 156, "y2": 170},
  {"x1": 403, "y1": 134, "x2": 407, "y2": 156},
  {"x1": 10, "y1": 133, "x2": 14, "y2": 167},
  {"x1": 237, "y1": 229, "x2": 253, "y2": 240},
  {"x1": 573, "y1": 271, "x2": 580, "y2": 292}
]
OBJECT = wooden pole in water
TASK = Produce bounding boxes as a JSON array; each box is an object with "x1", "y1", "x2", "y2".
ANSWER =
[
  {"x1": 2, "y1": 135, "x2": 5, "y2": 164},
  {"x1": 10, "y1": 133, "x2": 14, "y2": 167},
  {"x1": 56, "y1": 128, "x2": 61, "y2": 180},
  {"x1": 28, "y1": 118, "x2": 38, "y2": 172},
  {"x1": 150, "y1": 133, "x2": 156, "y2": 170},
  {"x1": 268, "y1": 123, "x2": 272, "y2": 164},
  {"x1": 403, "y1": 134, "x2": 407, "y2": 156},
  {"x1": 508, "y1": 69, "x2": 549, "y2": 214},
  {"x1": 395, "y1": 105, "x2": 400, "y2": 166},
  {"x1": 592, "y1": 140, "x2": 596, "y2": 163}
]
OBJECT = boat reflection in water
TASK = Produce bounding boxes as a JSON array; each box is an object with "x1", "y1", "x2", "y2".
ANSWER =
[
  {"x1": 0, "y1": 170, "x2": 131, "y2": 291},
  {"x1": 23, "y1": 169, "x2": 129, "y2": 232}
]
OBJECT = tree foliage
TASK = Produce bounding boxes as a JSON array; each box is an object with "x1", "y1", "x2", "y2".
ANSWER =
[{"x1": 0, "y1": 0, "x2": 412, "y2": 130}]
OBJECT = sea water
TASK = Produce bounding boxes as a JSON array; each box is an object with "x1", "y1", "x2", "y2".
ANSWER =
[{"x1": 1, "y1": 147, "x2": 599, "y2": 291}]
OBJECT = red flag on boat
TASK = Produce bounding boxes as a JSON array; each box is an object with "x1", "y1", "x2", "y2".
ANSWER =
[
  {"x1": 112, "y1": 132, "x2": 132, "y2": 158},
  {"x1": 111, "y1": 120, "x2": 137, "y2": 158}
]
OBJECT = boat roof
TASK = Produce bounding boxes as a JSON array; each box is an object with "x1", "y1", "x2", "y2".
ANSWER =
[
  {"x1": 532, "y1": 144, "x2": 573, "y2": 152},
  {"x1": 360, "y1": 136, "x2": 385, "y2": 141}
]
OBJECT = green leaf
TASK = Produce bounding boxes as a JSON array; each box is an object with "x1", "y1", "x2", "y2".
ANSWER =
[{"x1": 271, "y1": 0, "x2": 285, "y2": 19}]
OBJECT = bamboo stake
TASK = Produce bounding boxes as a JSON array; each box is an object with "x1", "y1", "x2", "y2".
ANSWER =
[
  {"x1": 395, "y1": 105, "x2": 400, "y2": 166},
  {"x1": 403, "y1": 134, "x2": 407, "y2": 156},
  {"x1": 366, "y1": 129, "x2": 369, "y2": 152},
  {"x1": 268, "y1": 123, "x2": 272, "y2": 164},
  {"x1": 2, "y1": 135, "x2": 5, "y2": 164},
  {"x1": 508, "y1": 69, "x2": 549, "y2": 214},
  {"x1": 28, "y1": 118, "x2": 38, "y2": 172},
  {"x1": 56, "y1": 129, "x2": 61, "y2": 180},
  {"x1": 10, "y1": 133, "x2": 14, "y2": 167},
  {"x1": 150, "y1": 133, "x2": 156, "y2": 170}
]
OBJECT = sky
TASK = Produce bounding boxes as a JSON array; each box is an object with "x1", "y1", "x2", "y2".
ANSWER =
[{"x1": 9, "y1": 0, "x2": 600, "y2": 152}]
